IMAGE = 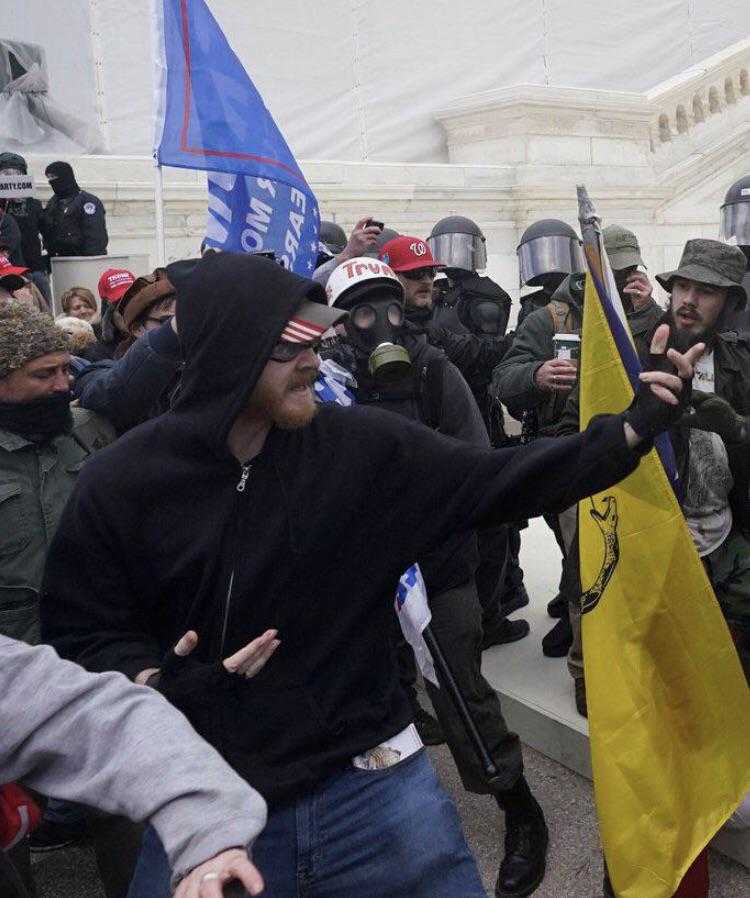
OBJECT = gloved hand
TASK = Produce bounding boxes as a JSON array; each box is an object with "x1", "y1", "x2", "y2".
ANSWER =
[
  {"x1": 624, "y1": 325, "x2": 703, "y2": 441},
  {"x1": 684, "y1": 390, "x2": 748, "y2": 443},
  {"x1": 146, "y1": 629, "x2": 281, "y2": 714}
]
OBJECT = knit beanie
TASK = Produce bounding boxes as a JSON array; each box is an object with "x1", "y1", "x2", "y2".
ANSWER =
[{"x1": 0, "y1": 302, "x2": 70, "y2": 381}]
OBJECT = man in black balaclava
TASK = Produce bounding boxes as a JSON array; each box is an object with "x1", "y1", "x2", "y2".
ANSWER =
[
  {"x1": 0, "y1": 153, "x2": 47, "y2": 296},
  {"x1": 40, "y1": 161, "x2": 108, "y2": 258}
]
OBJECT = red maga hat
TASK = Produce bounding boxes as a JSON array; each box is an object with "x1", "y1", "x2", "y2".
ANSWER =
[
  {"x1": 98, "y1": 268, "x2": 136, "y2": 303},
  {"x1": 378, "y1": 236, "x2": 444, "y2": 273}
]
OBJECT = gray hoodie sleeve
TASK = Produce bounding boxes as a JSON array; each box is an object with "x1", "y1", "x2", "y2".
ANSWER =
[{"x1": 0, "y1": 636, "x2": 266, "y2": 887}]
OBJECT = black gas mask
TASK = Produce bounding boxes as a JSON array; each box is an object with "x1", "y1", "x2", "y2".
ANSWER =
[
  {"x1": 344, "y1": 295, "x2": 412, "y2": 383},
  {"x1": 467, "y1": 300, "x2": 503, "y2": 335}
]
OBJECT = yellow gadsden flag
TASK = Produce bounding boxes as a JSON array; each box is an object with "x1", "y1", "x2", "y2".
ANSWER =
[{"x1": 576, "y1": 187, "x2": 750, "y2": 898}]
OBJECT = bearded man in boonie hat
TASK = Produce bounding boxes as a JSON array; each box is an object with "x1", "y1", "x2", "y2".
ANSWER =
[
  {"x1": 657, "y1": 238, "x2": 748, "y2": 348},
  {"x1": 652, "y1": 237, "x2": 750, "y2": 688}
]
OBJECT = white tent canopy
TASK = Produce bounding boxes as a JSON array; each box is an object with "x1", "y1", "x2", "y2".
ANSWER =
[{"x1": 4, "y1": 0, "x2": 750, "y2": 163}]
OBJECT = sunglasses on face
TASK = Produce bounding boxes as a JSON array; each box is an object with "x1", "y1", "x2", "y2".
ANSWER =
[
  {"x1": 270, "y1": 338, "x2": 322, "y2": 363},
  {"x1": 401, "y1": 268, "x2": 436, "y2": 282}
]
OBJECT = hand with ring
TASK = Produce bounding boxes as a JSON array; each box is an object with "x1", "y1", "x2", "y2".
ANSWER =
[
  {"x1": 534, "y1": 357, "x2": 578, "y2": 394},
  {"x1": 174, "y1": 848, "x2": 264, "y2": 897}
]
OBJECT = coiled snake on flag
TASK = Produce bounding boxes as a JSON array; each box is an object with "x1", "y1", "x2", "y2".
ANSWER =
[{"x1": 580, "y1": 496, "x2": 620, "y2": 614}]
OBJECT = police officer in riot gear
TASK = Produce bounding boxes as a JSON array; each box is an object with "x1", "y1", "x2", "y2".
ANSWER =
[
  {"x1": 516, "y1": 219, "x2": 585, "y2": 326},
  {"x1": 719, "y1": 175, "x2": 750, "y2": 329},
  {"x1": 425, "y1": 218, "x2": 529, "y2": 623},
  {"x1": 319, "y1": 220, "x2": 347, "y2": 257},
  {"x1": 325, "y1": 256, "x2": 550, "y2": 898},
  {"x1": 40, "y1": 161, "x2": 108, "y2": 258}
]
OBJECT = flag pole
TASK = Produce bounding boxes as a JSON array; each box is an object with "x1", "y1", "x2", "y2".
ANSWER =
[{"x1": 154, "y1": 161, "x2": 167, "y2": 267}]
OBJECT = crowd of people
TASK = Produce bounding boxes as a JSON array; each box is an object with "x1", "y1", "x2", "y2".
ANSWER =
[{"x1": 1, "y1": 155, "x2": 749, "y2": 898}]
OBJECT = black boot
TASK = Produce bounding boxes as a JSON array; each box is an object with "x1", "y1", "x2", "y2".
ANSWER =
[
  {"x1": 500, "y1": 583, "x2": 530, "y2": 617},
  {"x1": 483, "y1": 617, "x2": 530, "y2": 651},
  {"x1": 541, "y1": 615, "x2": 572, "y2": 658},
  {"x1": 546, "y1": 593, "x2": 567, "y2": 618},
  {"x1": 495, "y1": 779, "x2": 548, "y2": 898}
]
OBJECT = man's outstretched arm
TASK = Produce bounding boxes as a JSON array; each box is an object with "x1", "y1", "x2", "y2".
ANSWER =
[{"x1": 0, "y1": 636, "x2": 266, "y2": 893}]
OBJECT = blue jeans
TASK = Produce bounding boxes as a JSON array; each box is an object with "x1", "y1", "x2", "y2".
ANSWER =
[{"x1": 127, "y1": 749, "x2": 485, "y2": 898}]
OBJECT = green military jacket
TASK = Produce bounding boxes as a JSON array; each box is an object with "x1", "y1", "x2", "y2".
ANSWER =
[{"x1": 0, "y1": 407, "x2": 114, "y2": 644}]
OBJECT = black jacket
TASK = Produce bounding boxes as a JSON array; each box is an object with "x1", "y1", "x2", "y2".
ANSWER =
[
  {"x1": 40, "y1": 190, "x2": 108, "y2": 257},
  {"x1": 3, "y1": 198, "x2": 44, "y2": 271},
  {"x1": 42, "y1": 252, "x2": 644, "y2": 806},
  {"x1": 350, "y1": 333, "x2": 488, "y2": 594},
  {"x1": 0, "y1": 210, "x2": 23, "y2": 266}
]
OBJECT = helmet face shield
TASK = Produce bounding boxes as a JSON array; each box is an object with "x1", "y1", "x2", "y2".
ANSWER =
[
  {"x1": 720, "y1": 202, "x2": 750, "y2": 247},
  {"x1": 517, "y1": 235, "x2": 586, "y2": 287},
  {"x1": 427, "y1": 232, "x2": 487, "y2": 272}
]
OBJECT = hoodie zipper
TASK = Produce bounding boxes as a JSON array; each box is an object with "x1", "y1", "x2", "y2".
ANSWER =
[{"x1": 219, "y1": 463, "x2": 251, "y2": 655}]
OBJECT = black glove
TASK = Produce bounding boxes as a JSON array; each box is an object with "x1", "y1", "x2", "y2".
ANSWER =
[
  {"x1": 683, "y1": 390, "x2": 748, "y2": 444},
  {"x1": 624, "y1": 349, "x2": 693, "y2": 441},
  {"x1": 147, "y1": 647, "x2": 235, "y2": 717}
]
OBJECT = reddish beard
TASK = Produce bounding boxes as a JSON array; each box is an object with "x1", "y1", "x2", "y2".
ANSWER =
[{"x1": 248, "y1": 373, "x2": 318, "y2": 430}]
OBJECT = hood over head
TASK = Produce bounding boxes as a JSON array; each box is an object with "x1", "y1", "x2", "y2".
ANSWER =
[{"x1": 169, "y1": 252, "x2": 331, "y2": 454}]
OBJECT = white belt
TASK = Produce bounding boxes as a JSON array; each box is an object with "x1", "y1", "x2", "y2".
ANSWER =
[{"x1": 352, "y1": 723, "x2": 423, "y2": 771}]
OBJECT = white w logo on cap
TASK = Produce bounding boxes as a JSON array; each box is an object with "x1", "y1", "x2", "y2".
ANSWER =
[{"x1": 410, "y1": 242, "x2": 427, "y2": 256}]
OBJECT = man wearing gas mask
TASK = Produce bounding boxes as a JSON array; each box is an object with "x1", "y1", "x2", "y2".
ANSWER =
[
  {"x1": 719, "y1": 175, "x2": 750, "y2": 330},
  {"x1": 325, "y1": 256, "x2": 549, "y2": 898},
  {"x1": 40, "y1": 161, "x2": 108, "y2": 259},
  {"x1": 516, "y1": 219, "x2": 586, "y2": 327}
]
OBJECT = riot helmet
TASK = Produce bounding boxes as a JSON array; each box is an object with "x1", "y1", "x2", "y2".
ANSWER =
[
  {"x1": 427, "y1": 215, "x2": 487, "y2": 273},
  {"x1": 319, "y1": 220, "x2": 347, "y2": 256},
  {"x1": 326, "y1": 257, "x2": 411, "y2": 382},
  {"x1": 719, "y1": 176, "x2": 750, "y2": 254},
  {"x1": 516, "y1": 219, "x2": 585, "y2": 288}
]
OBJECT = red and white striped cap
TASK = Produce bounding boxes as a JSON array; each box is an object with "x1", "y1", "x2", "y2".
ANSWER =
[{"x1": 279, "y1": 299, "x2": 346, "y2": 344}]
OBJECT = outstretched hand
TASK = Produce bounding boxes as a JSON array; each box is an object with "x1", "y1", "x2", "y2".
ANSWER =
[
  {"x1": 174, "y1": 848, "x2": 263, "y2": 898},
  {"x1": 136, "y1": 629, "x2": 280, "y2": 687},
  {"x1": 175, "y1": 629, "x2": 281, "y2": 677},
  {"x1": 623, "y1": 324, "x2": 704, "y2": 447}
]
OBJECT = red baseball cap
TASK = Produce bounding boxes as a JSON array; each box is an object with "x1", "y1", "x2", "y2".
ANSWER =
[
  {"x1": 379, "y1": 236, "x2": 444, "y2": 273},
  {"x1": 98, "y1": 268, "x2": 136, "y2": 303},
  {"x1": 0, "y1": 257, "x2": 29, "y2": 290}
]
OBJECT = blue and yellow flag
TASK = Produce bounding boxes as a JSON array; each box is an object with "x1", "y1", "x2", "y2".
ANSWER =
[{"x1": 576, "y1": 186, "x2": 750, "y2": 897}]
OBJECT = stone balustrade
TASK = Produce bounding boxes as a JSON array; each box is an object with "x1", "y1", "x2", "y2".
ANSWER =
[{"x1": 648, "y1": 38, "x2": 750, "y2": 147}]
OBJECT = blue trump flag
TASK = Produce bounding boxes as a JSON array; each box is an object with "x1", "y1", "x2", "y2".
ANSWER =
[{"x1": 153, "y1": 0, "x2": 319, "y2": 274}]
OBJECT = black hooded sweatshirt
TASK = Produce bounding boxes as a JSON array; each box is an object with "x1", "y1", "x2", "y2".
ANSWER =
[{"x1": 42, "y1": 252, "x2": 645, "y2": 806}]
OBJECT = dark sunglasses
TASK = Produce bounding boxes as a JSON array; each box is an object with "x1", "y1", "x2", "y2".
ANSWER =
[
  {"x1": 270, "y1": 339, "x2": 322, "y2": 363},
  {"x1": 401, "y1": 267, "x2": 436, "y2": 282}
]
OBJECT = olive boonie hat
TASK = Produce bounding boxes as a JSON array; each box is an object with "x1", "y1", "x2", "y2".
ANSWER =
[
  {"x1": 656, "y1": 239, "x2": 748, "y2": 309},
  {"x1": 602, "y1": 225, "x2": 645, "y2": 271}
]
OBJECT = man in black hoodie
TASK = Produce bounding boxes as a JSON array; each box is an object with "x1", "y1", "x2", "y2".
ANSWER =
[
  {"x1": 42, "y1": 253, "x2": 701, "y2": 898},
  {"x1": 40, "y1": 161, "x2": 107, "y2": 258}
]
